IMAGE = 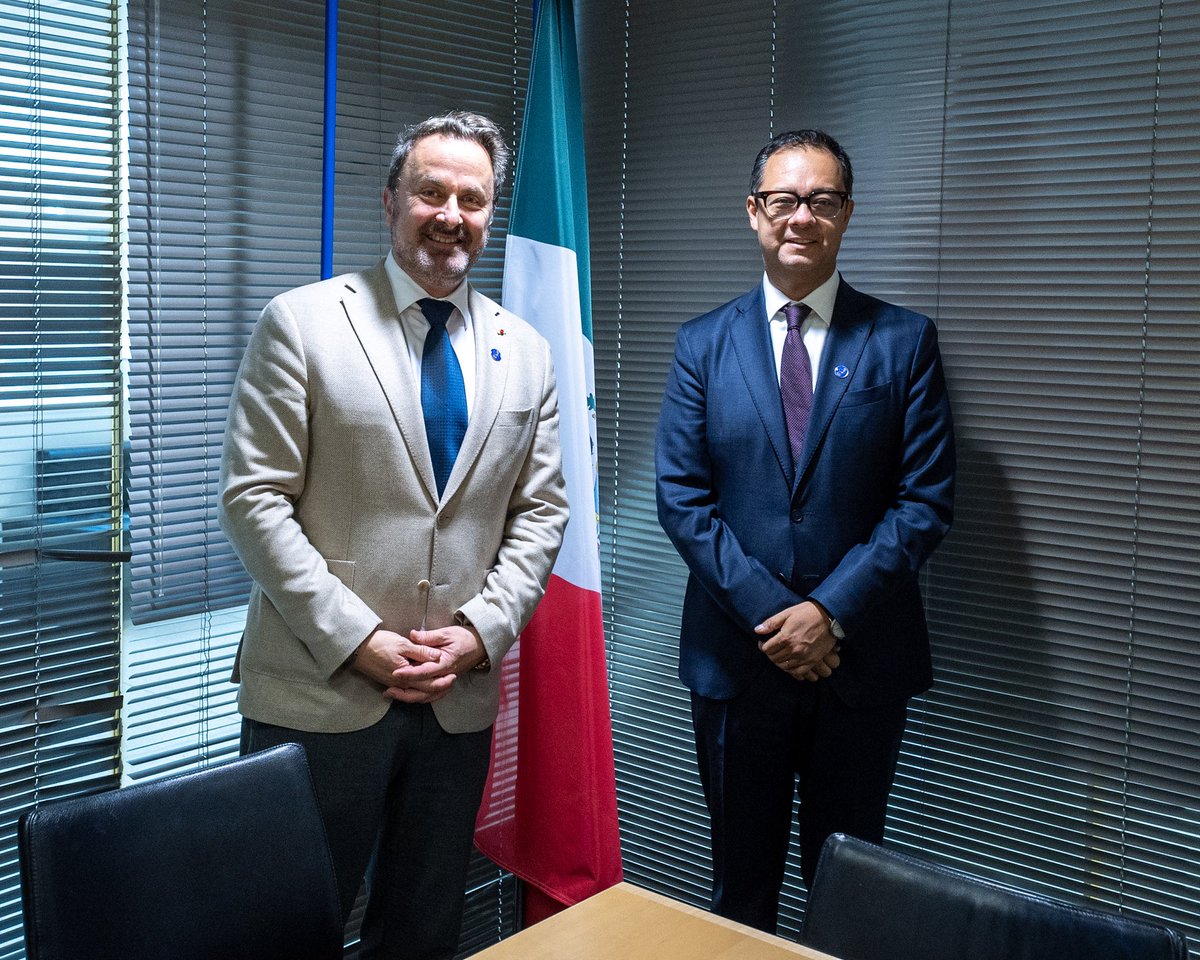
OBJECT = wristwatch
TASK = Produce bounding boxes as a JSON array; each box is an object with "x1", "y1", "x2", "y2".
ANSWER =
[
  {"x1": 828, "y1": 617, "x2": 846, "y2": 641},
  {"x1": 456, "y1": 612, "x2": 491, "y2": 672}
]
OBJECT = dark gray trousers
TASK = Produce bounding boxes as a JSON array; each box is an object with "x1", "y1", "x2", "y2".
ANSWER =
[{"x1": 241, "y1": 702, "x2": 492, "y2": 960}]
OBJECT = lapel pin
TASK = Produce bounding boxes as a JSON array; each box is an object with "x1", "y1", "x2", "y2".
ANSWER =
[
  {"x1": 497, "y1": 328, "x2": 506, "y2": 336},
  {"x1": 834, "y1": 364, "x2": 849, "y2": 379},
  {"x1": 491, "y1": 348, "x2": 502, "y2": 361}
]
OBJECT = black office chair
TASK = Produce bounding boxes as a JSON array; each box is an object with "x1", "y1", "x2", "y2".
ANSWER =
[
  {"x1": 19, "y1": 742, "x2": 343, "y2": 960},
  {"x1": 802, "y1": 834, "x2": 1187, "y2": 960}
]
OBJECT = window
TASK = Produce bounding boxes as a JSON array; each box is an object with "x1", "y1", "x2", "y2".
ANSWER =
[
  {"x1": 123, "y1": 0, "x2": 328, "y2": 781},
  {"x1": 0, "y1": 1, "x2": 121, "y2": 956}
]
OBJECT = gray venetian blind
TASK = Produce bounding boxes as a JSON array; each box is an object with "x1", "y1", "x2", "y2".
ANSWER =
[
  {"x1": 122, "y1": 0, "x2": 327, "y2": 784},
  {"x1": 125, "y1": 0, "x2": 327, "y2": 627},
  {"x1": 123, "y1": 0, "x2": 532, "y2": 951},
  {"x1": 584, "y1": 0, "x2": 1200, "y2": 949},
  {"x1": 0, "y1": 1, "x2": 122, "y2": 957},
  {"x1": 331, "y1": 0, "x2": 531, "y2": 291},
  {"x1": 581, "y1": 0, "x2": 784, "y2": 922}
]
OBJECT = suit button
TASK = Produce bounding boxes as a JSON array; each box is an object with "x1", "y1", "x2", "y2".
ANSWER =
[
  {"x1": 791, "y1": 510, "x2": 803, "y2": 523},
  {"x1": 417, "y1": 579, "x2": 431, "y2": 592}
]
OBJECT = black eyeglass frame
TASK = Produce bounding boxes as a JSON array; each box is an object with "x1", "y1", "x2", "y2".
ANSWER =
[{"x1": 752, "y1": 189, "x2": 851, "y2": 220}]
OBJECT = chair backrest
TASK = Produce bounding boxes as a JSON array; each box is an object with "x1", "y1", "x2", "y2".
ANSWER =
[
  {"x1": 19, "y1": 742, "x2": 343, "y2": 960},
  {"x1": 801, "y1": 834, "x2": 1187, "y2": 960}
]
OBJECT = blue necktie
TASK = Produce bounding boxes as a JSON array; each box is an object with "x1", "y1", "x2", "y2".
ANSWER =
[
  {"x1": 419, "y1": 298, "x2": 468, "y2": 496},
  {"x1": 781, "y1": 302, "x2": 813, "y2": 462}
]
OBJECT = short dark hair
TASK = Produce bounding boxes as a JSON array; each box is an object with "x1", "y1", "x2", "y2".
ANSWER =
[
  {"x1": 385, "y1": 111, "x2": 510, "y2": 198},
  {"x1": 749, "y1": 129, "x2": 853, "y2": 197}
]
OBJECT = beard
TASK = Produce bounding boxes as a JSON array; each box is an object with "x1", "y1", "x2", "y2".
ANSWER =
[{"x1": 393, "y1": 222, "x2": 488, "y2": 294}]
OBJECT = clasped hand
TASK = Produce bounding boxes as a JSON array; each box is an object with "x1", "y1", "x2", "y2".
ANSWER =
[
  {"x1": 352, "y1": 625, "x2": 487, "y2": 704},
  {"x1": 754, "y1": 601, "x2": 841, "y2": 682}
]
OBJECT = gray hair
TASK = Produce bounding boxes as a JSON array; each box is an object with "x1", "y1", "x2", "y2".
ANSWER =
[{"x1": 386, "y1": 111, "x2": 510, "y2": 199}]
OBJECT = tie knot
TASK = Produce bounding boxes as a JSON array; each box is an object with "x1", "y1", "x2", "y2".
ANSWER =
[
  {"x1": 784, "y1": 302, "x2": 809, "y2": 332},
  {"x1": 418, "y1": 298, "x2": 455, "y2": 329}
]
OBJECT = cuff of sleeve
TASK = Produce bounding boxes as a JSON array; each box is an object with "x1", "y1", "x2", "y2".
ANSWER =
[
  {"x1": 454, "y1": 611, "x2": 492, "y2": 673},
  {"x1": 456, "y1": 596, "x2": 512, "y2": 669},
  {"x1": 318, "y1": 610, "x2": 381, "y2": 680}
]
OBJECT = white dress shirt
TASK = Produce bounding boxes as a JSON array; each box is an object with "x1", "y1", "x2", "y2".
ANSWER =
[
  {"x1": 762, "y1": 270, "x2": 841, "y2": 392},
  {"x1": 384, "y1": 252, "x2": 477, "y2": 417}
]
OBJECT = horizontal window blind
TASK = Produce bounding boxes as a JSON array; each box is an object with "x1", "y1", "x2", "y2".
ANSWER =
[
  {"x1": 125, "y1": 0, "x2": 327, "y2": 630},
  {"x1": 124, "y1": 0, "x2": 532, "y2": 950},
  {"x1": 332, "y1": 0, "x2": 531, "y2": 296},
  {"x1": 121, "y1": 607, "x2": 243, "y2": 781},
  {"x1": 585, "y1": 0, "x2": 1200, "y2": 949},
  {"x1": 123, "y1": 0, "x2": 327, "y2": 783},
  {"x1": 581, "y1": 0, "x2": 785, "y2": 923},
  {"x1": 0, "y1": 2, "x2": 121, "y2": 958},
  {"x1": 884, "y1": 0, "x2": 1200, "y2": 935}
]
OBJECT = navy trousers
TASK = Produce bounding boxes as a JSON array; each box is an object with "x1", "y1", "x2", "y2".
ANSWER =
[
  {"x1": 691, "y1": 665, "x2": 907, "y2": 934},
  {"x1": 242, "y1": 703, "x2": 492, "y2": 960}
]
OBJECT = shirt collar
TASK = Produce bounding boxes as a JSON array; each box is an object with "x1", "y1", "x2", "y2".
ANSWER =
[
  {"x1": 762, "y1": 270, "x2": 840, "y2": 327},
  {"x1": 384, "y1": 251, "x2": 472, "y2": 321}
]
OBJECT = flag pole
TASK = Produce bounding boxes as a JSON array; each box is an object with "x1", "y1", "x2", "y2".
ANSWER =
[{"x1": 320, "y1": 0, "x2": 337, "y2": 280}]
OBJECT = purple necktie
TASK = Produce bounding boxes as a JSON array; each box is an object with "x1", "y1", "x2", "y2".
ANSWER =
[{"x1": 780, "y1": 302, "x2": 813, "y2": 462}]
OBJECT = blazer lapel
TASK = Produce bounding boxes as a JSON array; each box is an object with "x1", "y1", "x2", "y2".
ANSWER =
[
  {"x1": 439, "y1": 288, "x2": 510, "y2": 502},
  {"x1": 340, "y1": 260, "x2": 440, "y2": 501},
  {"x1": 729, "y1": 286, "x2": 794, "y2": 487},
  {"x1": 794, "y1": 277, "x2": 874, "y2": 487}
]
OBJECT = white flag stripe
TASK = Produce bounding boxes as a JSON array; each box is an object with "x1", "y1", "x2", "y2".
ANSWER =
[{"x1": 504, "y1": 233, "x2": 600, "y2": 593}]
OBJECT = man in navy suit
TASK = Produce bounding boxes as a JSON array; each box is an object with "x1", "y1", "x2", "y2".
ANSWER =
[{"x1": 655, "y1": 129, "x2": 955, "y2": 933}]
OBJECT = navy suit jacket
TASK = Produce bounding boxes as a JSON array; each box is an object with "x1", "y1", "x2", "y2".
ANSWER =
[{"x1": 655, "y1": 277, "x2": 955, "y2": 707}]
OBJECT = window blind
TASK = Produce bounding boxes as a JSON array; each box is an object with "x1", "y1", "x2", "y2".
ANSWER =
[
  {"x1": 0, "y1": 1, "x2": 121, "y2": 958},
  {"x1": 331, "y1": 0, "x2": 531, "y2": 291},
  {"x1": 580, "y1": 0, "x2": 783, "y2": 921},
  {"x1": 123, "y1": 0, "x2": 532, "y2": 950},
  {"x1": 125, "y1": 0, "x2": 327, "y2": 630},
  {"x1": 583, "y1": 0, "x2": 1200, "y2": 948},
  {"x1": 123, "y1": 0, "x2": 327, "y2": 782},
  {"x1": 872, "y1": 0, "x2": 1200, "y2": 932}
]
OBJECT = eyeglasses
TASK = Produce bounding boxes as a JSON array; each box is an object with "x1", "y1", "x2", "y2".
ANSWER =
[{"x1": 753, "y1": 190, "x2": 850, "y2": 221}]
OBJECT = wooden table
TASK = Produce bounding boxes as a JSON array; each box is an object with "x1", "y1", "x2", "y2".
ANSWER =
[{"x1": 472, "y1": 882, "x2": 839, "y2": 960}]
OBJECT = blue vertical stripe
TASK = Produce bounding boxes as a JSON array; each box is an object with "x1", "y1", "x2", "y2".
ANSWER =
[{"x1": 320, "y1": 0, "x2": 337, "y2": 279}]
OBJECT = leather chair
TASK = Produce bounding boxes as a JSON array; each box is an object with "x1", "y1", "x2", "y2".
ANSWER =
[
  {"x1": 802, "y1": 833, "x2": 1187, "y2": 960},
  {"x1": 19, "y1": 742, "x2": 342, "y2": 960}
]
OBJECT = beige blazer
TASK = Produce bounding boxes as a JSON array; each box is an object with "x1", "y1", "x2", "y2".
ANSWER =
[{"x1": 218, "y1": 260, "x2": 568, "y2": 734}]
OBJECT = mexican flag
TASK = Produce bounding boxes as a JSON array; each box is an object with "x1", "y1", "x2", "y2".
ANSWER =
[{"x1": 474, "y1": 0, "x2": 623, "y2": 924}]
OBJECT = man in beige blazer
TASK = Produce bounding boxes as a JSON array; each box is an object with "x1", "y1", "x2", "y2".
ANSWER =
[{"x1": 219, "y1": 111, "x2": 568, "y2": 960}]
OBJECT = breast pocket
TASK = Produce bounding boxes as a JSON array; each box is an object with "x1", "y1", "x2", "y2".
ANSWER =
[
  {"x1": 830, "y1": 379, "x2": 901, "y2": 460},
  {"x1": 494, "y1": 407, "x2": 534, "y2": 428},
  {"x1": 839, "y1": 380, "x2": 892, "y2": 408},
  {"x1": 481, "y1": 408, "x2": 536, "y2": 489},
  {"x1": 492, "y1": 408, "x2": 535, "y2": 451}
]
